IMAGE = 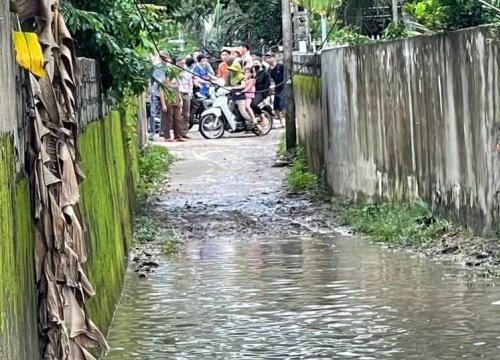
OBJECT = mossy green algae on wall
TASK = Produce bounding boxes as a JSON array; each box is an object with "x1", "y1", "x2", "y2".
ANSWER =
[
  {"x1": 79, "y1": 102, "x2": 139, "y2": 333},
  {"x1": 294, "y1": 75, "x2": 321, "y2": 102},
  {"x1": 293, "y1": 75, "x2": 325, "y2": 174},
  {"x1": 0, "y1": 136, "x2": 39, "y2": 360}
]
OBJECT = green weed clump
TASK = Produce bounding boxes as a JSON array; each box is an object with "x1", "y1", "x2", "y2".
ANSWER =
[
  {"x1": 161, "y1": 236, "x2": 181, "y2": 256},
  {"x1": 277, "y1": 135, "x2": 287, "y2": 158},
  {"x1": 134, "y1": 216, "x2": 164, "y2": 244},
  {"x1": 134, "y1": 215, "x2": 180, "y2": 254},
  {"x1": 287, "y1": 148, "x2": 318, "y2": 192},
  {"x1": 137, "y1": 145, "x2": 174, "y2": 198},
  {"x1": 340, "y1": 199, "x2": 450, "y2": 247}
]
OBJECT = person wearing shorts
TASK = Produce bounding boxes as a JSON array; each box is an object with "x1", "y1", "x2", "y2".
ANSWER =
[{"x1": 265, "y1": 53, "x2": 285, "y2": 127}]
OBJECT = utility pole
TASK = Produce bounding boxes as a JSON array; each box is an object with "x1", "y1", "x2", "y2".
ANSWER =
[
  {"x1": 281, "y1": 0, "x2": 297, "y2": 153},
  {"x1": 321, "y1": 16, "x2": 327, "y2": 44},
  {"x1": 392, "y1": 0, "x2": 399, "y2": 23},
  {"x1": 291, "y1": 3, "x2": 299, "y2": 50}
]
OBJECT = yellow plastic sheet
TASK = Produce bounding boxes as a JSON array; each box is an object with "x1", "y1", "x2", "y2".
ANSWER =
[{"x1": 12, "y1": 31, "x2": 45, "y2": 78}]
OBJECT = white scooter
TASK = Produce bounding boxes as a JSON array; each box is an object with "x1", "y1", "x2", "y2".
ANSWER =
[{"x1": 199, "y1": 84, "x2": 273, "y2": 140}]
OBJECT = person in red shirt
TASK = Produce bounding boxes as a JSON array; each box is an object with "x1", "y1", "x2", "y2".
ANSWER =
[{"x1": 218, "y1": 49, "x2": 230, "y2": 78}]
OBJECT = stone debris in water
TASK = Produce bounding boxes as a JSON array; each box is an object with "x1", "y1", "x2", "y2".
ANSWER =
[{"x1": 131, "y1": 249, "x2": 161, "y2": 277}]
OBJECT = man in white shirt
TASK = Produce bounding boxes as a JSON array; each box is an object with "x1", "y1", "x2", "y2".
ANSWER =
[
  {"x1": 178, "y1": 57, "x2": 195, "y2": 138},
  {"x1": 240, "y1": 42, "x2": 253, "y2": 70}
]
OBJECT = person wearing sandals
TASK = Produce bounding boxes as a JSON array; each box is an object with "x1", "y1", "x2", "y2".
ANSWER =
[{"x1": 160, "y1": 76, "x2": 186, "y2": 142}]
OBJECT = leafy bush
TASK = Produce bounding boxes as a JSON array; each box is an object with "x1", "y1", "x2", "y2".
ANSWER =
[
  {"x1": 137, "y1": 145, "x2": 174, "y2": 198},
  {"x1": 404, "y1": 0, "x2": 447, "y2": 30},
  {"x1": 404, "y1": 0, "x2": 492, "y2": 31},
  {"x1": 329, "y1": 28, "x2": 373, "y2": 46},
  {"x1": 287, "y1": 148, "x2": 318, "y2": 192},
  {"x1": 340, "y1": 199, "x2": 450, "y2": 247},
  {"x1": 382, "y1": 21, "x2": 409, "y2": 39}
]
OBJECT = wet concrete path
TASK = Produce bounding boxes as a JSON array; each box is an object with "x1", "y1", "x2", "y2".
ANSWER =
[{"x1": 105, "y1": 130, "x2": 500, "y2": 359}]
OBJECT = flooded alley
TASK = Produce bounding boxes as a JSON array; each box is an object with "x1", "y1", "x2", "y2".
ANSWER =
[{"x1": 105, "y1": 131, "x2": 500, "y2": 359}]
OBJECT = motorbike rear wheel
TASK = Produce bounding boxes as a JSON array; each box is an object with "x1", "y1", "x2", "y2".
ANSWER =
[
  {"x1": 258, "y1": 110, "x2": 273, "y2": 136},
  {"x1": 199, "y1": 114, "x2": 225, "y2": 139}
]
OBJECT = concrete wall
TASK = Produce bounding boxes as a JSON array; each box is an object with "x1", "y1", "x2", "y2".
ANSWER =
[
  {"x1": 0, "y1": 2, "x2": 18, "y2": 136},
  {"x1": 0, "y1": 4, "x2": 40, "y2": 359},
  {"x1": 294, "y1": 26, "x2": 500, "y2": 234},
  {"x1": 76, "y1": 58, "x2": 110, "y2": 129}
]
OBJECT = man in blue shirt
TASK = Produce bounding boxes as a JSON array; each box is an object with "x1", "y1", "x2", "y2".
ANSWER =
[{"x1": 193, "y1": 54, "x2": 216, "y2": 97}]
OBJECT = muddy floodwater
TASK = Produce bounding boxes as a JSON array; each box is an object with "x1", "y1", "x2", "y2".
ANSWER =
[{"x1": 105, "y1": 130, "x2": 500, "y2": 359}]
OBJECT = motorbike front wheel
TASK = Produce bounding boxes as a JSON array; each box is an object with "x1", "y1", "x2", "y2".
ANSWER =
[{"x1": 199, "y1": 114, "x2": 225, "y2": 139}]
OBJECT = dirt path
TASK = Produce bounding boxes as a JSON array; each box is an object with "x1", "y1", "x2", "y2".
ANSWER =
[{"x1": 146, "y1": 129, "x2": 336, "y2": 245}]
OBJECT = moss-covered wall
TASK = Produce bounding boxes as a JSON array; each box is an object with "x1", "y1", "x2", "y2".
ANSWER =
[
  {"x1": 293, "y1": 75, "x2": 324, "y2": 175},
  {"x1": 0, "y1": 89, "x2": 139, "y2": 358},
  {"x1": 79, "y1": 100, "x2": 139, "y2": 333},
  {"x1": 0, "y1": 136, "x2": 39, "y2": 360}
]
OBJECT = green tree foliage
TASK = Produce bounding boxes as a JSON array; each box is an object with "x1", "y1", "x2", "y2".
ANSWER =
[
  {"x1": 209, "y1": 0, "x2": 282, "y2": 49},
  {"x1": 440, "y1": 0, "x2": 489, "y2": 29},
  {"x1": 61, "y1": 1, "x2": 173, "y2": 98},
  {"x1": 323, "y1": 0, "x2": 500, "y2": 43},
  {"x1": 61, "y1": 0, "x2": 221, "y2": 99},
  {"x1": 249, "y1": 0, "x2": 282, "y2": 47},
  {"x1": 293, "y1": 0, "x2": 340, "y2": 16},
  {"x1": 404, "y1": 0, "x2": 497, "y2": 31},
  {"x1": 151, "y1": 0, "x2": 227, "y2": 22}
]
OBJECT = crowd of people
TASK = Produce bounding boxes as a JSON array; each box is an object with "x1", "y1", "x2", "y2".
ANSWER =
[{"x1": 147, "y1": 43, "x2": 286, "y2": 142}]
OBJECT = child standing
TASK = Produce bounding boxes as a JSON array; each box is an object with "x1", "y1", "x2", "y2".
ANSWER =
[{"x1": 244, "y1": 68, "x2": 256, "y2": 123}]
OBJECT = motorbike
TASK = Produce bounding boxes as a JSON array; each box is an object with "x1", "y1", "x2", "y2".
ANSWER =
[
  {"x1": 198, "y1": 86, "x2": 273, "y2": 140},
  {"x1": 189, "y1": 91, "x2": 214, "y2": 130},
  {"x1": 150, "y1": 90, "x2": 214, "y2": 136}
]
